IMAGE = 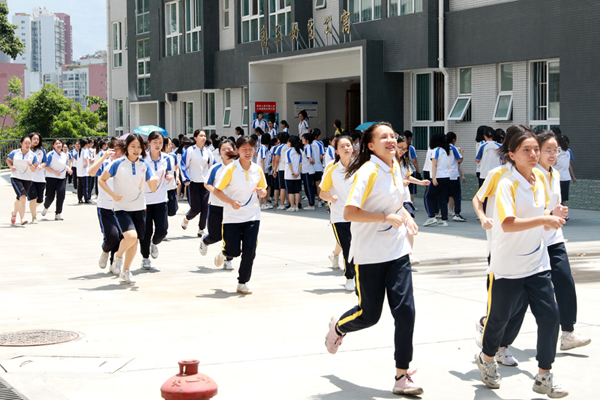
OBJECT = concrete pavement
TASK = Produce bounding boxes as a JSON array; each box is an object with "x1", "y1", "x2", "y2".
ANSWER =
[{"x1": 0, "y1": 171, "x2": 599, "y2": 399}]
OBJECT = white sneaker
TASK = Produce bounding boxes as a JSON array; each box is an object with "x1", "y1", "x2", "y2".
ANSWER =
[
  {"x1": 199, "y1": 239, "x2": 208, "y2": 256},
  {"x1": 304, "y1": 206, "x2": 315, "y2": 210},
  {"x1": 214, "y1": 251, "x2": 225, "y2": 267},
  {"x1": 150, "y1": 243, "x2": 159, "y2": 259},
  {"x1": 31, "y1": 218, "x2": 38, "y2": 224},
  {"x1": 197, "y1": 229, "x2": 204, "y2": 238},
  {"x1": 437, "y1": 220, "x2": 449, "y2": 227},
  {"x1": 276, "y1": 205, "x2": 286, "y2": 210},
  {"x1": 181, "y1": 217, "x2": 189, "y2": 230},
  {"x1": 423, "y1": 217, "x2": 438, "y2": 227},
  {"x1": 237, "y1": 283, "x2": 252, "y2": 294},
  {"x1": 223, "y1": 260, "x2": 234, "y2": 270},
  {"x1": 110, "y1": 256, "x2": 123, "y2": 276},
  {"x1": 435, "y1": 212, "x2": 441, "y2": 218},
  {"x1": 317, "y1": 201, "x2": 323, "y2": 208},
  {"x1": 260, "y1": 204, "x2": 268, "y2": 210},
  {"x1": 286, "y1": 206, "x2": 295, "y2": 212},
  {"x1": 120, "y1": 269, "x2": 136, "y2": 284},
  {"x1": 410, "y1": 255, "x2": 420, "y2": 265},
  {"x1": 475, "y1": 316, "x2": 485, "y2": 349},
  {"x1": 533, "y1": 371, "x2": 568, "y2": 398},
  {"x1": 141, "y1": 258, "x2": 152, "y2": 270},
  {"x1": 55, "y1": 214, "x2": 63, "y2": 221},
  {"x1": 495, "y1": 347, "x2": 518, "y2": 366},
  {"x1": 41, "y1": 208, "x2": 48, "y2": 217},
  {"x1": 453, "y1": 214, "x2": 467, "y2": 222},
  {"x1": 449, "y1": 210, "x2": 455, "y2": 216},
  {"x1": 344, "y1": 278, "x2": 355, "y2": 292},
  {"x1": 265, "y1": 204, "x2": 274, "y2": 209},
  {"x1": 475, "y1": 352, "x2": 501, "y2": 389},
  {"x1": 99, "y1": 251, "x2": 109, "y2": 269},
  {"x1": 328, "y1": 253, "x2": 340, "y2": 269},
  {"x1": 560, "y1": 331, "x2": 591, "y2": 351}
]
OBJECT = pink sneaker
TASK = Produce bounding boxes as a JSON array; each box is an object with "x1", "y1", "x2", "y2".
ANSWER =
[
  {"x1": 325, "y1": 316, "x2": 345, "y2": 354},
  {"x1": 10, "y1": 212, "x2": 16, "y2": 225},
  {"x1": 393, "y1": 370, "x2": 423, "y2": 396}
]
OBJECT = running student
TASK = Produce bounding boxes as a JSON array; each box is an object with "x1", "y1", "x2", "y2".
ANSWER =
[
  {"x1": 319, "y1": 135, "x2": 355, "y2": 292},
  {"x1": 554, "y1": 135, "x2": 576, "y2": 206},
  {"x1": 99, "y1": 134, "x2": 158, "y2": 284},
  {"x1": 423, "y1": 133, "x2": 450, "y2": 227},
  {"x1": 41, "y1": 139, "x2": 72, "y2": 221},
  {"x1": 446, "y1": 132, "x2": 466, "y2": 222},
  {"x1": 199, "y1": 139, "x2": 237, "y2": 270},
  {"x1": 325, "y1": 122, "x2": 422, "y2": 396},
  {"x1": 27, "y1": 132, "x2": 47, "y2": 224},
  {"x1": 536, "y1": 130, "x2": 590, "y2": 351},
  {"x1": 212, "y1": 136, "x2": 268, "y2": 295},
  {"x1": 475, "y1": 128, "x2": 568, "y2": 398},
  {"x1": 475, "y1": 126, "x2": 501, "y2": 189},
  {"x1": 89, "y1": 139, "x2": 125, "y2": 270},
  {"x1": 301, "y1": 133, "x2": 316, "y2": 210},
  {"x1": 181, "y1": 129, "x2": 215, "y2": 237},
  {"x1": 7, "y1": 135, "x2": 39, "y2": 225},
  {"x1": 74, "y1": 138, "x2": 91, "y2": 204},
  {"x1": 285, "y1": 135, "x2": 302, "y2": 212},
  {"x1": 139, "y1": 132, "x2": 174, "y2": 270}
]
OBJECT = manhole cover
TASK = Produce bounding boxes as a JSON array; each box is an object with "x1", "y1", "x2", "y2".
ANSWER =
[{"x1": 0, "y1": 330, "x2": 79, "y2": 347}]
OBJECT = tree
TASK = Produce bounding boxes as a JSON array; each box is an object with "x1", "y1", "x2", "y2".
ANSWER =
[
  {"x1": 0, "y1": 77, "x2": 24, "y2": 138},
  {"x1": 18, "y1": 84, "x2": 73, "y2": 137},
  {"x1": 51, "y1": 103, "x2": 100, "y2": 138},
  {"x1": 86, "y1": 95, "x2": 108, "y2": 133},
  {"x1": 0, "y1": 3, "x2": 24, "y2": 59}
]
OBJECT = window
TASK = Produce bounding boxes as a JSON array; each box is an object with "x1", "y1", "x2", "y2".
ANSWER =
[
  {"x1": 242, "y1": 87, "x2": 249, "y2": 126},
  {"x1": 183, "y1": 102, "x2": 194, "y2": 134},
  {"x1": 269, "y1": 0, "x2": 291, "y2": 39},
  {"x1": 459, "y1": 68, "x2": 471, "y2": 94},
  {"x1": 204, "y1": 92, "x2": 216, "y2": 127},
  {"x1": 136, "y1": 0, "x2": 150, "y2": 34},
  {"x1": 348, "y1": 0, "x2": 381, "y2": 23},
  {"x1": 448, "y1": 97, "x2": 471, "y2": 121},
  {"x1": 223, "y1": 89, "x2": 231, "y2": 126},
  {"x1": 315, "y1": 0, "x2": 326, "y2": 10},
  {"x1": 166, "y1": 1, "x2": 182, "y2": 56},
  {"x1": 241, "y1": 0, "x2": 265, "y2": 43},
  {"x1": 115, "y1": 99, "x2": 124, "y2": 133},
  {"x1": 493, "y1": 64, "x2": 513, "y2": 121},
  {"x1": 412, "y1": 72, "x2": 445, "y2": 149},
  {"x1": 531, "y1": 60, "x2": 560, "y2": 125},
  {"x1": 185, "y1": 0, "x2": 202, "y2": 52},
  {"x1": 389, "y1": 0, "x2": 423, "y2": 17},
  {"x1": 223, "y1": 0, "x2": 230, "y2": 28},
  {"x1": 137, "y1": 39, "x2": 150, "y2": 97}
]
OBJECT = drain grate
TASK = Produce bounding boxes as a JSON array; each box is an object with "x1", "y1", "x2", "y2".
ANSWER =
[
  {"x1": 0, "y1": 378, "x2": 28, "y2": 400},
  {"x1": 0, "y1": 330, "x2": 79, "y2": 347}
]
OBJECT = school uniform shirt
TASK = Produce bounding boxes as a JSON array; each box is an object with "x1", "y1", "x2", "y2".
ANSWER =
[
  {"x1": 274, "y1": 144, "x2": 289, "y2": 171},
  {"x1": 536, "y1": 164, "x2": 565, "y2": 247},
  {"x1": 45, "y1": 150, "x2": 71, "y2": 180},
  {"x1": 400, "y1": 164, "x2": 412, "y2": 202},
  {"x1": 476, "y1": 141, "x2": 502, "y2": 177},
  {"x1": 255, "y1": 144, "x2": 268, "y2": 166},
  {"x1": 298, "y1": 119, "x2": 310, "y2": 136},
  {"x1": 108, "y1": 157, "x2": 156, "y2": 212},
  {"x1": 408, "y1": 145, "x2": 418, "y2": 173},
  {"x1": 430, "y1": 147, "x2": 450, "y2": 178},
  {"x1": 422, "y1": 148, "x2": 434, "y2": 173},
  {"x1": 206, "y1": 163, "x2": 227, "y2": 207},
  {"x1": 269, "y1": 128, "x2": 277, "y2": 139},
  {"x1": 323, "y1": 145, "x2": 335, "y2": 167},
  {"x1": 475, "y1": 140, "x2": 485, "y2": 173},
  {"x1": 97, "y1": 158, "x2": 117, "y2": 210},
  {"x1": 345, "y1": 155, "x2": 411, "y2": 265},
  {"x1": 285, "y1": 149, "x2": 302, "y2": 180},
  {"x1": 75, "y1": 149, "x2": 89, "y2": 177},
  {"x1": 320, "y1": 161, "x2": 353, "y2": 224},
  {"x1": 31, "y1": 148, "x2": 47, "y2": 183},
  {"x1": 301, "y1": 144, "x2": 315, "y2": 174},
  {"x1": 264, "y1": 148, "x2": 273, "y2": 174},
  {"x1": 167, "y1": 152, "x2": 178, "y2": 190},
  {"x1": 311, "y1": 141, "x2": 324, "y2": 172},
  {"x1": 475, "y1": 165, "x2": 512, "y2": 253},
  {"x1": 252, "y1": 118, "x2": 268, "y2": 133},
  {"x1": 181, "y1": 144, "x2": 214, "y2": 184},
  {"x1": 215, "y1": 159, "x2": 267, "y2": 224},
  {"x1": 212, "y1": 148, "x2": 221, "y2": 165},
  {"x1": 554, "y1": 149, "x2": 573, "y2": 182},
  {"x1": 490, "y1": 166, "x2": 550, "y2": 279},
  {"x1": 447, "y1": 144, "x2": 463, "y2": 180},
  {"x1": 144, "y1": 153, "x2": 173, "y2": 205},
  {"x1": 282, "y1": 127, "x2": 289, "y2": 133},
  {"x1": 8, "y1": 149, "x2": 39, "y2": 181}
]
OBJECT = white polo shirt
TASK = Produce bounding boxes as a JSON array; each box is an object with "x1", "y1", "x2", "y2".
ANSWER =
[
  {"x1": 75, "y1": 149, "x2": 90, "y2": 177},
  {"x1": 215, "y1": 159, "x2": 267, "y2": 224},
  {"x1": 181, "y1": 144, "x2": 214, "y2": 183},
  {"x1": 422, "y1": 148, "x2": 434, "y2": 173},
  {"x1": 167, "y1": 152, "x2": 178, "y2": 190},
  {"x1": 323, "y1": 145, "x2": 335, "y2": 167},
  {"x1": 490, "y1": 167, "x2": 550, "y2": 279},
  {"x1": 536, "y1": 164, "x2": 565, "y2": 247},
  {"x1": 108, "y1": 157, "x2": 156, "y2": 212},
  {"x1": 285, "y1": 148, "x2": 302, "y2": 180},
  {"x1": 269, "y1": 128, "x2": 277, "y2": 139},
  {"x1": 206, "y1": 163, "x2": 227, "y2": 207},
  {"x1": 298, "y1": 120, "x2": 310, "y2": 135},
  {"x1": 311, "y1": 141, "x2": 324, "y2": 173},
  {"x1": 45, "y1": 150, "x2": 71, "y2": 180},
  {"x1": 475, "y1": 140, "x2": 485, "y2": 173},
  {"x1": 8, "y1": 149, "x2": 39, "y2": 181},
  {"x1": 431, "y1": 147, "x2": 450, "y2": 178},
  {"x1": 31, "y1": 148, "x2": 47, "y2": 183},
  {"x1": 275, "y1": 144, "x2": 289, "y2": 171},
  {"x1": 554, "y1": 149, "x2": 573, "y2": 181},
  {"x1": 301, "y1": 144, "x2": 315, "y2": 174},
  {"x1": 476, "y1": 141, "x2": 502, "y2": 177},
  {"x1": 97, "y1": 158, "x2": 117, "y2": 210},
  {"x1": 448, "y1": 145, "x2": 463, "y2": 180},
  {"x1": 143, "y1": 153, "x2": 173, "y2": 205},
  {"x1": 345, "y1": 155, "x2": 411, "y2": 265},
  {"x1": 476, "y1": 165, "x2": 511, "y2": 252},
  {"x1": 252, "y1": 118, "x2": 268, "y2": 133},
  {"x1": 320, "y1": 161, "x2": 353, "y2": 224}
]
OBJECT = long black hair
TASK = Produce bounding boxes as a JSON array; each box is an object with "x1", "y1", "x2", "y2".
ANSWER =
[
  {"x1": 475, "y1": 125, "x2": 487, "y2": 142},
  {"x1": 429, "y1": 133, "x2": 449, "y2": 154},
  {"x1": 346, "y1": 121, "x2": 393, "y2": 179},
  {"x1": 78, "y1": 138, "x2": 89, "y2": 156},
  {"x1": 288, "y1": 135, "x2": 302, "y2": 155}
]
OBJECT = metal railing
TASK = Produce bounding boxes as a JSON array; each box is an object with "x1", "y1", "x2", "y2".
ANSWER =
[{"x1": 0, "y1": 138, "x2": 84, "y2": 169}]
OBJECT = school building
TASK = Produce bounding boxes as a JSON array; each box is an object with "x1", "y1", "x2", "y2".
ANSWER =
[{"x1": 106, "y1": 0, "x2": 600, "y2": 208}]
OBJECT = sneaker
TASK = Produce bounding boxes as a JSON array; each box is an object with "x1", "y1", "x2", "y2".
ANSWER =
[
  {"x1": 41, "y1": 208, "x2": 48, "y2": 217},
  {"x1": 236, "y1": 283, "x2": 252, "y2": 294},
  {"x1": 197, "y1": 229, "x2": 204, "y2": 238},
  {"x1": 199, "y1": 239, "x2": 208, "y2": 256},
  {"x1": 260, "y1": 204, "x2": 268, "y2": 210},
  {"x1": 393, "y1": 370, "x2": 423, "y2": 396},
  {"x1": 181, "y1": 217, "x2": 189, "y2": 230},
  {"x1": 294, "y1": 207, "x2": 300, "y2": 212},
  {"x1": 344, "y1": 278, "x2": 355, "y2": 292},
  {"x1": 533, "y1": 371, "x2": 568, "y2": 398},
  {"x1": 99, "y1": 251, "x2": 109, "y2": 269},
  {"x1": 31, "y1": 218, "x2": 38, "y2": 224},
  {"x1": 120, "y1": 269, "x2": 136, "y2": 284},
  {"x1": 410, "y1": 255, "x2": 420, "y2": 265},
  {"x1": 475, "y1": 316, "x2": 485, "y2": 349},
  {"x1": 449, "y1": 210, "x2": 456, "y2": 216},
  {"x1": 141, "y1": 258, "x2": 152, "y2": 270},
  {"x1": 560, "y1": 331, "x2": 591, "y2": 351},
  {"x1": 304, "y1": 206, "x2": 315, "y2": 210},
  {"x1": 150, "y1": 243, "x2": 159, "y2": 259},
  {"x1": 437, "y1": 220, "x2": 449, "y2": 227},
  {"x1": 317, "y1": 201, "x2": 323, "y2": 208},
  {"x1": 325, "y1": 316, "x2": 345, "y2": 354},
  {"x1": 223, "y1": 260, "x2": 234, "y2": 270},
  {"x1": 423, "y1": 217, "x2": 438, "y2": 227},
  {"x1": 435, "y1": 212, "x2": 441, "y2": 218},
  {"x1": 276, "y1": 205, "x2": 286, "y2": 210},
  {"x1": 214, "y1": 251, "x2": 225, "y2": 267},
  {"x1": 21, "y1": 220, "x2": 28, "y2": 225},
  {"x1": 110, "y1": 256, "x2": 123, "y2": 276},
  {"x1": 10, "y1": 212, "x2": 16, "y2": 225},
  {"x1": 453, "y1": 214, "x2": 467, "y2": 222},
  {"x1": 286, "y1": 206, "x2": 295, "y2": 212},
  {"x1": 265, "y1": 204, "x2": 274, "y2": 209},
  {"x1": 495, "y1": 347, "x2": 518, "y2": 366},
  {"x1": 55, "y1": 214, "x2": 63, "y2": 221},
  {"x1": 328, "y1": 253, "x2": 340, "y2": 269},
  {"x1": 475, "y1": 352, "x2": 501, "y2": 389}
]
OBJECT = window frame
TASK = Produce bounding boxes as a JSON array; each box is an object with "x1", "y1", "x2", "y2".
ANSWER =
[
  {"x1": 447, "y1": 96, "x2": 472, "y2": 121},
  {"x1": 348, "y1": 0, "x2": 382, "y2": 24},
  {"x1": 269, "y1": 0, "x2": 291, "y2": 39},
  {"x1": 241, "y1": 0, "x2": 265, "y2": 43},
  {"x1": 529, "y1": 59, "x2": 560, "y2": 127},
  {"x1": 136, "y1": 0, "x2": 150, "y2": 34},
  {"x1": 185, "y1": 0, "x2": 202, "y2": 53},
  {"x1": 112, "y1": 21, "x2": 122, "y2": 68},
  {"x1": 389, "y1": 0, "x2": 422, "y2": 17},
  {"x1": 242, "y1": 87, "x2": 249, "y2": 127},
  {"x1": 315, "y1": 0, "x2": 327, "y2": 10},
  {"x1": 493, "y1": 93, "x2": 513, "y2": 121},
  {"x1": 413, "y1": 72, "x2": 434, "y2": 123},
  {"x1": 183, "y1": 101, "x2": 194, "y2": 134},
  {"x1": 458, "y1": 67, "x2": 472, "y2": 95},
  {"x1": 137, "y1": 39, "x2": 151, "y2": 97},
  {"x1": 165, "y1": 1, "x2": 182, "y2": 57},
  {"x1": 115, "y1": 99, "x2": 124, "y2": 134},
  {"x1": 223, "y1": 89, "x2": 232, "y2": 127},
  {"x1": 223, "y1": 0, "x2": 230, "y2": 28},
  {"x1": 203, "y1": 91, "x2": 216, "y2": 128}
]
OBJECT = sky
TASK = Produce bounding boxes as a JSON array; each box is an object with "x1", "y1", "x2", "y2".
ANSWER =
[{"x1": 6, "y1": 0, "x2": 107, "y2": 61}]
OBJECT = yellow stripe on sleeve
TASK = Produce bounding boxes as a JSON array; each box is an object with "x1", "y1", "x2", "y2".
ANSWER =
[
  {"x1": 320, "y1": 163, "x2": 338, "y2": 192},
  {"x1": 256, "y1": 166, "x2": 267, "y2": 189},
  {"x1": 360, "y1": 166, "x2": 379, "y2": 208},
  {"x1": 217, "y1": 165, "x2": 236, "y2": 191},
  {"x1": 477, "y1": 169, "x2": 504, "y2": 201}
]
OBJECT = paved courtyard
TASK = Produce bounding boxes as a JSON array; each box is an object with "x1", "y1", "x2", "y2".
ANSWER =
[{"x1": 0, "y1": 171, "x2": 599, "y2": 400}]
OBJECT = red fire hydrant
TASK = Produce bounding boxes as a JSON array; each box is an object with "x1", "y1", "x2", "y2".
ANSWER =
[{"x1": 161, "y1": 360, "x2": 218, "y2": 400}]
